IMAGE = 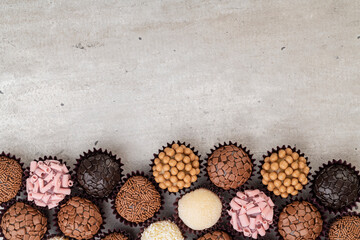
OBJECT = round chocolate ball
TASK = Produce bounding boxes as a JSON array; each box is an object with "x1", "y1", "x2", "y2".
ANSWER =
[
  {"x1": 57, "y1": 197, "x2": 103, "y2": 240},
  {"x1": 178, "y1": 188, "x2": 222, "y2": 231},
  {"x1": 197, "y1": 231, "x2": 232, "y2": 240},
  {"x1": 115, "y1": 176, "x2": 161, "y2": 223},
  {"x1": 207, "y1": 145, "x2": 252, "y2": 190},
  {"x1": 103, "y1": 232, "x2": 128, "y2": 240},
  {"x1": 329, "y1": 215, "x2": 360, "y2": 240},
  {"x1": 0, "y1": 156, "x2": 23, "y2": 204},
  {"x1": 48, "y1": 236, "x2": 69, "y2": 240},
  {"x1": 313, "y1": 164, "x2": 360, "y2": 210},
  {"x1": 278, "y1": 201, "x2": 323, "y2": 240},
  {"x1": 0, "y1": 202, "x2": 47, "y2": 240},
  {"x1": 77, "y1": 152, "x2": 121, "y2": 198}
]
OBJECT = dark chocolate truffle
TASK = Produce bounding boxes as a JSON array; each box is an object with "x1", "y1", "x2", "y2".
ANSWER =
[
  {"x1": 207, "y1": 145, "x2": 252, "y2": 190},
  {"x1": 313, "y1": 163, "x2": 360, "y2": 210},
  {"x1": 77, "y1": 151, "x2": 121, "y2": 198},
  {"x1": 115, "y1": 176, "x2": 161, "y2": 223},
  {"x1": 103, "y1": 232, "x2": 128, "y2": 240},
  {"x1": 0, "y1": 202, "x2": 47, "y2": 240},
  {"x1": 278, "y1": 201, "x2": 323, "y2": 240},
  {"x1": 329, "y1": 215, "x2": 360, "y2": 240},
  {"x1": 0, "y1": 155, "x2": 23, "y2": 204},
  {"x1": 197, "y1": 231, "x2": 232, "y2": 240},
  {"x1": 58, "y1": 197, "x2": 103, "y2": 240}
]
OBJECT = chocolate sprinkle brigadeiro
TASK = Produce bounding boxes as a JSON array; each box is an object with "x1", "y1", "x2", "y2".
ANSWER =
[
  {"x1": 103, "y1": 232, "x2": 128, "y2": 240},
  {"x1": 0, "y1": 156, "x2": 23, "y2": 204},
  {"x1": 278, "y1": 201, "x2": 323, "y2": 240},
  {"x1": 197, "y1": 231, "x2": 232, "y2": 240},
  {"x1": 329, "y1": 215, "x2": 360, "y2": 240},
  {"x1": 77, "y1": 151, "x2": 121, "y2": 198},
  {"x1": 57, "y1": 197, "x2": 103, "y2": 240},
  {"x1": 207, "y1": 145, "x2": 252, "y2": 190},
  {"x1": 115, "y1": 176, "x2": 161, "y2": 223},
  {"x1": 0, "y1": 202, "x2": 47, "y2": 240},
  {"x1": 313, "y1": 164, "x2": 360, "y2": 210}
]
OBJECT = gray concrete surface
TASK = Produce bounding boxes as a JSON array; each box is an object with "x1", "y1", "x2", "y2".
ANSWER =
[{"x1": 1, "y1": 0, "x2": 360, "y2": 239}]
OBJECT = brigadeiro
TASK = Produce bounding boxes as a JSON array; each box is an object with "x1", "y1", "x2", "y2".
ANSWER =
[
  {"x1": 328, "y1": 214, "x2": 360, "y2": 240},
  {"x1": 102, "y1": 231, "x2": 129, "y2": 240},
  {"x1": 0, "y1": 153, "x2": 24, "y2": 205},
  {"x1": 312, "y1": 160, "x2": 360, "y2": 212},
  {"x1": 57, "y1": 196, "x2": 103, "y2": 240},
  {"x1": 76, "y1": 148, "x2": 123, "y2": 198},
  {"x1": 46, "y1": 236, "x2": 69, "y2": 240},
  {"x1": 176, "y1": 188, "x2": 223, "y2": 232},
  {"x1": 114, "y1": 174, "x2": 162, "y2": 225},
  {"x1": 278, "y1": 200, "x2": 323, "y2": 240},
  {"x1": 0, "y1": 202, "x2": 48, "y2": 240},
  {"x1": 197, "y1": 231, "x2": 232, "y2": 240},
  {"x1": 151, "y1": 141, "x2": 201, "y2": 193},
  {"x1": 206, "y1": 142, "x2": 254, "y2": 190},
  {"x1": 228, "y1": 189, "x2": 274, "y2": 239},
  {"x1": 26, "y1": 157, "x2": 73, "y2": 209},
  {"x1": 140, "y1": 220, "x2": 184, "y2": 240},
  {"x1": 260, "y1": 146, "x2": 310, "y2": 198}
]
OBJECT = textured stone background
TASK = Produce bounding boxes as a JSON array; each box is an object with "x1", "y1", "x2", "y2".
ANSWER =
[{"x1": 0, "y1": 0, "x2": 359, "y2": 239}]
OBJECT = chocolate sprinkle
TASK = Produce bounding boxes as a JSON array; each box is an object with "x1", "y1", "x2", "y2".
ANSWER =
[
  {"x1": 115, "y1": 176, "x2": 161, "y2": 224},
  {"x1": 103, "y1": 232, "x2": 128, "y2": 240},
  {"x1": 57, "y1": 197, "x2": 103, "y2": 240},
  {"x1": 207, "y1": 145, "x2": 252, "y2": 190},
  {"x1": 329, "y1": 215, "x2": 360, "y2": 240},
  {"x1": 314, "y1": 164, "x2": 360, "y2": 210},
  {"x1": 77, "y1": 152, "x2": 121, "y2": 198},
  {"x1": 197, "y1": 231, "x2": 232, "y2": 240},
  {"x1": 278, "y1": 201, "x2": 323, "y2": 240},
  {"x1": 0, "y1": 156, "x2": 23, "y2": 204},
  {"x1": 0, "y1": 202, "x2": 47, "y2": 240}
]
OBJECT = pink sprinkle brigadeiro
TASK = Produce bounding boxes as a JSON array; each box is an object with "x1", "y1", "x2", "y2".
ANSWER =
[
  {"x1": 228, "y1": 189, "x2": 274, "y2": 239},
  {"x1": 26, "y1": 160, "x2": 73, "y2": 209}
]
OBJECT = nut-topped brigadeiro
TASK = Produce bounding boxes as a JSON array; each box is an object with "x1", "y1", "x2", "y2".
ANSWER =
[
  {"x1": 206, "y1": 143, "x2": 253, "y2": 190},
  {"x1": 152, "y1": 142, "x2": 200, "y2": 193},
  {"x1": 261, "y1": 146, "x2": 310, "y2": 198}
]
